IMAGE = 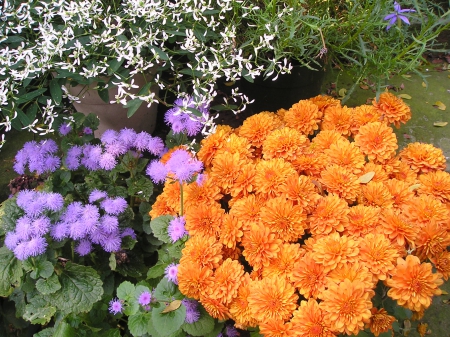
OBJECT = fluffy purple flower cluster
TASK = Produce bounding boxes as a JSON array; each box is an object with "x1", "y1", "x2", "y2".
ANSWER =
[
  {"x1": 5, "y1": 189, "x2": 135, "y2": 260},
  {"x1": 167, "y1": 216, "x2": 187, "y2": 243},
  {"x1": 164, "y1": 263, "x2": 179, "y2": 284},
  {"x1": 182, "y1": 298, "x2": 200, "y2": 324},
  {"x1": 65, "y1": 128, "x2": 165, "y2": 171},
  {"x1": 13, "y1": 139, "x2": 61, "y2": 175},
  {"x1": 146, "y1": 149, "x2": 203, "y2": 184},
  {"x1": 164, "y1": 96, "x2": 210, "y2": 136}
]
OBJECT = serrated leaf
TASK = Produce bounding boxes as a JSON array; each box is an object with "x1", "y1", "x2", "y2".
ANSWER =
[
  {"x1": 147, "y1": 262, "x2": 167, "y2": 279},
  {"x1": 33, "y1": 327, "x2": 55, "y2": 337},
  {"x1": 36, "y1": 273, "x2": 61, "y2": 295},
  {"x1": 204, "y1": 322, "x2": 225, "y2": 337},
  {"x1": 129, "y1": 312, "x2": 152, "y2": 336},
  {"x1": 182, "y1": 306, "x2": 215, "y2": 336},
  {"x1": 153, "y1": 277, "x2": 183, "y2": 302},
  {"x1": 117, "y1": 281, "x2": 136, "y2": 301},
  {"x1": 0, "y1": 246, "x2": 23, "y2": 296},
  {"x1": 359, "y1": 171, "x2": 375, "y2": 184},
  {"x1": 99, "y1": 329, "x2": 122, "y2": 337},
  {"x1": 23, "y1": 302, "x2": 56, "y2": 325},
  {"x1": 150, "y1": 215, "x2": 174, "y2": 243},
  {"x1": 30, "y1": 260, "x2": 54, "y2": 279},
  {"x1": 397, "y1": 94, "x2": 412, "y2": 99},
  {"x1": 43, "y1": 262, "x2": 103, "y2": 314},
  {"x1": 152, "y1": 303, "x2": 186, "y2": 336},
  {"x1": 433, "y1": 121, "x2": 448, "y2": 127},
  {"x1": 433, "y1": 101, "x2": 446, "y2": 110},
  {"x1": 54, "y1": 321, "x2": 76, "y2": 337},
  {"x1": 162, "y1": 300, "x2": 182, "y2": 313}
]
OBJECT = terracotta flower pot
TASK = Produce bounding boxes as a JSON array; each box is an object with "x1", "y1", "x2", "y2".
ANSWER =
[{"x1": 67, "y1": 72, "x2": 159, "y2": 136}]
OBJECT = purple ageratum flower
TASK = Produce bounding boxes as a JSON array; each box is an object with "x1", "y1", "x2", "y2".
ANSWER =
[
  {"x1": 384, "y1": 1, "x2": 416, "y2": 30},
  {"x1": 182, "y1": 299, "x2": 200, "y2": 324},
  {"x1": 100, "y1": 215, "x2": 119, "y2": 234},
  {"x1": 165, "y1": 149, "x2": 203, "y2": 182},
  {"x1": 100, "y1": 231, "x2": 122, "y2": 252},
  {"x1": 50, "y1": 222, "x2": 69, "y2": 241},
  {"x1": 81, "y1": 145, "x2": 102, "y2": 170},
  {"x1": 44, "y1": 192, "x2": 64, "y2": 212},
  {"x1": 165, "y1": 97, "x2": 210, "y2": 136},
  {"x1": 167, "y1": 216, "x2": 187, "y2": 243},
  {"x1": 108, "y1": 298, "x2": 123, "y2": 315},
  {"x1": 15, "y1": 216, "x2": 33, "y2": 240},
  {"x1": 65, "y1": 145, "x2": 83, "y2": 170},
  {"x1": 118, "y1": 128, "x2": 137, "y2": 149},
  {"x1": 81, "y1": 204, "x2": 100, "y2": 231},
  {"x1": 62, "y1": 202, "x2": 84, "y2": 223},
  {"x1": 39, "y1": 139, "x2": 58, "y2": 154},
  {"x1": 134, "y1": 132, "x2": 152, "y2": 152},
  {"x1": 104, "y1": 141, "x2": 128, "y2": 157},
  {"x1": 68, "y1": 220, "x2": 89, "y2": 240},
  {"x1": 13, "y1": 236, "x2": 48, "y2": 260},
  {"x1": 75, "y1": 239, "x2": 93, "y2": 256},
  {"x1": 100, "y1": 197, "x2": 127, "y2": 215},
  {"x1": 59, "y1": 123, "x2": 72, "y2": 136},
  {"x1": 164, "y1": 263, "x2": 179, "y2": 284},
  {"x1": 42, "y1": 155, "x2": 61, "y2": 173},
  {"x1": 30, "y1": 216, "x2": 51, "y2": 236},
  {"x1": 16, "y1": 190, "x2": 36, "y2": 209},
  {"x1": 138, "y1": 291, "x2": 152, "y2": 306},
  {"x1": 146, "y1": 136, "x2": 165, "y2": 156},
  {"x1": 101, "y1": 130, "x2": 118, "y2": 145},
  {"x1": 225, "y1": 325, "x2": 239, "y2": 337},
  {"x1": 89, "y1": 189, "x2": 108, "y2": 203},
  {"x1": 146, "y1": 160, "x2": 168, "y2": 184},
  {"x1": 83, "y1": 127, "x2": 93, "y2": 135},
  {"x1": 121, "y1": 227, "x2": 137, "y2": 240},
  {"x1": 4, "y1": 231, "x2": 21, "y2": 250},
  {"x1": 14, "y1": 140, "x2": 60, "y2": 175},
  {"x1": 99, "y1": 152, "x2": 117, "y2": 170}
]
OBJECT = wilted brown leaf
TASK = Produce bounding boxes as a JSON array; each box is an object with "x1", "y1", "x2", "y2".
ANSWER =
[
  {"x1": 403, "y1": 320, "x2": 412, "y2": 336},
  {"x1": 422, "y1": 82, "x2": 427, "y2": 88},
  {"x1": 433, "y1": 101, "x2": 446, "y2": 110},
  {"x1": 161, "y1": 300, "x2": 182, "y2": 313},
  {"x1": 359, "y1": 83, "x2": 369, "y2": 90}
]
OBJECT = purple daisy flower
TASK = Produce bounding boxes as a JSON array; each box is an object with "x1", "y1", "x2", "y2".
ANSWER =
[
  {"x1": 108, "y1": 298, "x2": 123, "y2": 315},
  {"x1": 384, "y1": 1, "x2": 416, "y2": 30},
  {"x1": 164, "y1": 263, "x2": 179, "y2": 285},
  {"x1": 59, "y1": 123, "x2": 72, "y2": 136},
  {"x1": 167, "y1": 216, "x2": 187, "y2": 243},
  {"x1": 138, "y1": 291, "x2": 152, "y2": 306}
]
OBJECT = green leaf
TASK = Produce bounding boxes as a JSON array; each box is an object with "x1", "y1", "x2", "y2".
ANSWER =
[
  {"x1": 150, "y1": 46, "x2": 169, "y2": 61},
  {"x1": 0, "y1": 198, "x2": 23, "y2": 235},
  {"x1": 16, "y1": 108, "x2": 31, "y2": 127},
  {"x1": 241, "y1": 68, "x2": 254, "y2": 83},
  {"x1": 30, "y1": 260, "x2": 54, "y2": 279},
  {"x1": 15, "y1": 88, "x2": 48, "y2": 104},
  {"x1": 165, "y1": 130, "x2": 188, "y2": 149},
  {"x1": 152, "y1": 303, "x2": 186, "y2": 337},
  {"x1": 182, "y1": 306, "x2": 215, "y2": 336},
  {"x1": 36, "y1": 273, "x2": 61, "y2": 295},
  {"x1": 378, "y1": 332, "x2": 392, "y2": 337},
  {"x1": 153, "y1": 278, "x2": 183, "y2": 302},
  {"x1": 204, "y1": 322, "x2": 225, "y2": 337},
  {"x1": 99, "y1": 329, "x2": 122, "y2": 337},
  {"x1": 0, "y1": 247, "x2": 23, "y2": 296},
  {"x1": 50, "y1": 78, "x2": 63, "y2": 105},
  {"x1": 43, "y1": 262, "x2": 103, "y2": 314},
  {"x1": 117, "y1": 281, "x2": 136, "y2": 301},
  {"x1": 97, "y1": 82, "x2": 110, "y2": 103},
  {"x1": 33, "y1": 327, "x2": 55, "y2": 337},
  {"x1": 147, "y1": 262, "x2": 167, "y2": 279},
  {"x1": 392, "y1": 321, "x2": 400, "y2": 332},
  {"x1": 150, "y1": 215, "x2": 174, "y2": 244},
  {"x1": 109, "y1": 253, "x2": 117, "y2": 271},
  {"x1": 126, "y1": 175, "x2": 154, "y2": 201},
  {"x1": 107, "y1": 58, "x2": 124, "y2": 76},
  {"x1": 54, "y1": 321, "x2": 76, "y2": 337},
  {"x1": 129, "y1": 312, "x2": 152, "y2": 336},
  {"x1": 125, "y1": 98, "x2": 144, "y2": 118},
  {"x1": 354, "y1": 331, "x2": 370, "y2": 337},
  {"x1": 393, "y1": 305, "x2": 412, "y2": 320},
  {"x1": 23, "y1": 300, "x2": 56, "y2": 325}
]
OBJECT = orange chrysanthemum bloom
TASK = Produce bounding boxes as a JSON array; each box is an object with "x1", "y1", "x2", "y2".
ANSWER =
[
  {"x1": 358, "y1": 233, "x2": 400, "y2": 281},
  {"x1": 319, "y1": 164, "x2": 361, "y2": 203},
  {"x1": 207, "y1": 258, "x2": 245, "y2": 305},
  {"x1": 361, "y1": 181, "x2": 394, "y2": 208},
  {"x1": 390, "y1": 160, "x2": 418, "y2": 183},
  {"x1": 280, "y1": 173, "x2": 321, "y2": 214},
  {"x1": 197, "y1": 126, "x2": 233, "y2": 167},
  {"x1": 414, "y1": 220, "x2": 450, "y2": 261},
  {"x1": 324, "y1": 138, "x2": 366, "y2": 175},
  {"x1": 320, "y1": 279, "x2": 373, "y2": 335},
  {"x1": 290, "y1": 298, "x2": 336, "y2": 337},
  {"x1": 254, "y1": 158, "x2": 297, "y2": 200},
  {"x1": 260, "y1": 197, "x2": 307, "y2": 242},
  {"x1": 384, "y1": 178, "x2": 415, "y2": 209},
  {"x1": 180, "y1": 235, "x2": 223, "y2": 270},
  {"x1": 379, "y1": 156, "x2": 402, "y2": 177},
  {"x1": 325, "y1": 262, "x2": 376, "y2": 295},
  {"x1": 309, "y1": 94, "x2": 341, "y2": 115},
  {"x1": 220, "y1": 213, "x2": 243, "y2": 249},
  {"x1": 229, "y1": 274, "x2": 259, "y2": 329},
  {"x1": 200, "y1": 295, "x2": 230, "y2": 321},
  {"x1": 241, "y1": 224, "x2": 282, "y2": 271},
  {"x1": 430, "y1": 250, "x2": 450, "y2": 281},
  {"x1": 262, "y1": 127, "x2": 309, "y2": 162},
  {"x1": 350, "y1": 104, "x2": 382, "y2": 136},
  {"x1": 259, "y1": 319, "x2": 294, "y2": 337},
  {"x1": 403, "y1": 194, "x2": 449, "y2": 228},
  {"x1": 418, "y1": 170, "x2": 450, "y2": 203},
  {"x1": 183, "y1": 175, "x2": 222, "y2": 211},
  {"x1": 379, "y1": 208, "x2": 417, "y2": 247},
  {"x1": 229, "y1": 194, "x2": 265, "y2": 232},
  {"x1": 344, "y1": 204, "x2": 380, "y2": 238},
  {"x1": 222, "y1": 246, "x2": 242, "y2": 260},
  {"x1": 263, "y1": 243, "x2": 305, "y2": 281},
  {"x1": 215, "y1": 133, "x2": 253, "y2": 160},
  {"x1": 308, "y1": 194, "x2": 350, "y2": 237},
  {"x1": 210, "y1": 152, "x2": 249, "y2": 194},
  {"x1": 148, "y1": 193, "x2": 178, "y2": 219},
  {"x1": 321, "y1": 105, "x2": 353, "y2": 136},
  {"x1": 354, "y1": 122, "x2": 398, "y2": 162},
  {"x1": 230, "y1": 162, "x2": 257, "y2": 199},
  {"x1": 386, "y1": 255, "x2": 443, "y2": 312},
  {"x1": 372, "y1": 92, "x2": 411, "y2": 128},
  {"x1": 238, "y1": 111, "x2": 283, "y2": 148},
  {"x1": 311, "y1": 130, "x2": 347, "y2": 152},
  {"x1": 283, "y1": 100, "x2": 322, "y2": 135},
  {"x1": 184, "y1": 202, "x2": 224, "y2": 238},
  {"x1": 366, "y1": 308, "x2": 396, "y2": 337},
  {"x1": 290, "y1": 253, "x2": 328, "y2": 299},
  {"x1": 399, "y1": 142, "x2": 447, "y2": 174},
  {"x1": 359, "y1": 163, "x2": 389, "y2": 183},
  {"x1": 292, "y1": 146, "x2": 328, "y2": 178},
  {"x1": 248, "y1": 276, "x2": 298, "y2": 323},
  {"x1": 177, "y1": 261, "x2": 214, "y2": 300},
  {"x1": 311, "y1": 232, "x2": 360, "y2": 273}
]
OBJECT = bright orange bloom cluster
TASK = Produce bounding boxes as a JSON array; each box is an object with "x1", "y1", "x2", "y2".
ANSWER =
[{"x1": 153, "y1": 94, "x2": 448, "y2": 336}]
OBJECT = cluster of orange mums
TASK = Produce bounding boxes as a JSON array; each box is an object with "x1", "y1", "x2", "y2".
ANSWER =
[{"x1": 149, "y1": 92, "x2": 450, "y2": 337}]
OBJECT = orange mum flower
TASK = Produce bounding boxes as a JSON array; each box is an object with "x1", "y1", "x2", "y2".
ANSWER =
[
  {"x1": 254, "y1": 158, "x2": 297, "y2": 200},
  {"x1": 238, "y1": 111, "x2": 282, "y2": 148},
  {"x1": 248, "y1": 276, "x2": 298, "y2": 323},
  {"x1": 184, "y1": 202, "x2": 224, "y2": 238},
  {"x1": 230, "y1": 162, "x2": 257, "y2": 199},
  {"x1": 229, "y1": 194, "x2": 264, "y2": 232},
  {"x1": 242, "y1": 223, "x2": 282, "y2": 271},
  {"x1": 210, "y1": 151, "x2": 248, "y2": 194},
  {"x1": 344, "y1": 204, "x2": 380, "y2": 238},
  {"x1": 321, "y1": 105, "x2": 353, "y2": 136},
  {"x1": 386, "y1": 255, "x2": 443, "y2": 312},
  {"x1": 359, "y1": 162, "x2": 389, "y2": 183},
  {"x1": 366, "y1": 308, "x2": 396, "y2": 337},
  {"x1": 149, "y1": 180, "x2": 182, "y2": 218},
  {"x1": 354, "y1": 122, "x2": 398, "y2": 162},
  {"x1": 215, "y1": 133, "x2": 253, "y2": 160},
  {"x1": 324, "y1": 138, "x2": 366, "y2": 175},
  {"x1": 260, "y1": 197, "x2": 307, "y2": 242},
  {"x1": 418, "y1": 170, "x2": 450, "y2": 203},
  {"x1": 399, "y1": 142, "x2": 447, "y2": 174},
  {"x1": 229, "y1": 274, "x2": 259, "y2": 329},
  {"x1": 262, "y1": 127, "x2": 309, "y2": 162},
  {"x1": 308, "y1": 194, "x2": 350, "y2": 237},
  {"x1": 379, "y1": 208, "x2": 417, "y2": 247},
  {"x1": 183, "y1": 175, "x2": 222, "y2": 212},
  {"x1": 290, "y1": 298, "x2": 336, "y2": 337},
  {"x1": 263, "y1": 243, "x2": 305, "y2": 281},
  {"x1": 391, "y1": 160, "x2": 418, "y2": 183},
  {"x1": 200, "y1": 295, "x2": 230, "y2": 321},
  {"x1": 219, "y1": 213, "x2": 243, "y2": 249},
  {"x1": 292, "y1": 146, "x2": 328, "y2": 179},
  {"x1": 350, "y1": 104, "x2": 382, "y2": 136},
  {"x1": 430, "y1": 250, "x2": 450, "y2": 281},
  {"x1": 384, "y1": 178, "x2": 415, "y2": 209},
  {"x1": 372, "y1": 91, "x2": 411, "y2": 128},
  {"x1": 319, "y1": 164, "x2": 361, "y2": 203},
  {"x1": 414, "y1": 220, "x2": 450, "y2": 261},
  {"x1": 403, "y1": 194, "x2": 449, "y2": 228},
  {"x1": 177, "y1": 261, "x2": 214, "y2": 300},
  {"x1": 312, "y1": 130, "x2": 347, "y2": 152},
  {"x1": 222, "y1": 246, "x2": 242, "y2": 260},
  {"x1": 197, "y1": 126, "x2": 233, "y2": 167},
  {"x1": 207, "y1": 258, "x2": 245, "y2": 305},
  {"x1": 320, "y1": 279, "x2": 373, "y2": 335},
  {"x1": 325, "y1": 262, "x2": 376, "y2": 295},
  {"x1": 280, "y1": 173, "x2": 321, "y2": 214},
  {"x1": 180, "y1": 235, "x2": 223, "y2": 270},
  {"x1": 309, "y1": 94, "x2": 341, "y2": 114},
  {"x1": 361, "y1": 181, "x2": 394, "y2": 208},
  {"x1": 311, "y1": 232, "x2": 360, "y2": 273},
  {"x1": 291, "y1": 253, "x2": 328, "y2": 299},
  {"x1": 358, "y1": 233, "x2": 400, "y2": 281},
  {"x1": 259, "y1": 319, "x2": 294, "y2": 337},
  {"x1": 283, "y1": 99, "x2": 322, "y2": 135}
]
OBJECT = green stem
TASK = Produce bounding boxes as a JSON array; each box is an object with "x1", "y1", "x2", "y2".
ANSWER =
[{"x1": 179, "y1": 182, "x2": 184, "y2": 217}]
